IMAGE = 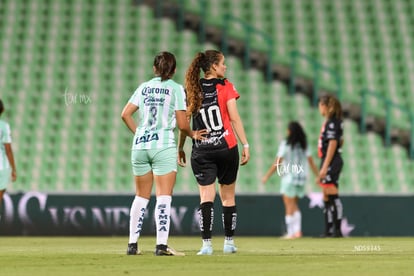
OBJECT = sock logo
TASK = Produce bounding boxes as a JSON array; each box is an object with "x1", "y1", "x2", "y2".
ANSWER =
[
  {"x1": 135, "y1": 207, "x2": 146, "y2": 234},
  {"x1": 209, "y1": 207, "x2": 214, "y2": 231},
  {"x1": 198, "y1": 206, "x2": 214, "y2": 232},
  {"x1": 231, "y1": 213, "x2": 237, "y2": 230},
  {"x1": 157, "y1": 204, "x2": 169, "y2": 232},
  {"x1": 197, "y1": 208, "x2": 204, "y2": 231}
]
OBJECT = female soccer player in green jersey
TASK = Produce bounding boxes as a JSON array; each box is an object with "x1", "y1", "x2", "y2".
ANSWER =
[
  {"x1": 0, "y1": 99, "x2": 17, "y2": 220},
  {"x1": 121, "y1": 52, "x2": 206, "y2": 256}
]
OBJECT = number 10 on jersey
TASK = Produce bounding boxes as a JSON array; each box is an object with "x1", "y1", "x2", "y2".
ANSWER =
[{"x1": 200, "y1": 106, "x2": 223, "y2": 132}]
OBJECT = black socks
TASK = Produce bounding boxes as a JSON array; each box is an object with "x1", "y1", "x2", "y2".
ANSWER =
[
  {"x1": 328, "y1": 194, "x2": 343, "y2": 236},
  {"x1": 198, "y1": 203, "x2": 238, "y2": 240},
  {"x1": 198, "y1": 202, "x2": 214, "y2": 240},
  {"x1": 222, "y1": 206, "x2": 237, "y2": 238}
]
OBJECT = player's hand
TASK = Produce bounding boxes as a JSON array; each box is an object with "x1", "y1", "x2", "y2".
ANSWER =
[
  {"x1": 319, "y1": 167, "x2": 328, "y2": 181},
  {"x1": 192, "y1": 129, "x2": 209, "y2": 140},
  {"x1": 11, "y1": 170, "x2": 17, "y2": 182},
  {"x1": 178, "y1": 150, "x2": 186, "y2": 167},
  {"x1": 261, "y1": 176, "x2": 267, "y2": 185},
  {"x1": 240, "y1": 147, "x2": 249, "y2": 166}
]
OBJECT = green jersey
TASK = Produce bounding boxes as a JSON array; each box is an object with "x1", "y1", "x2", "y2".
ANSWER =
[
  {"x1": 128, "y1": 77, "x2": 186, "y2": 150},
  {"x1": 276, "y1": 139, "x2": 311, "y2": 185},
  {"x1": 0, "y1": 119, "x2": 12, "y2": 170}
]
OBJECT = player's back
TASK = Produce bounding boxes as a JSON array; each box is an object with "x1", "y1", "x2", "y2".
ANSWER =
[
  {"x1": 130, "y1": 77, "x2": 186, "y2": 150},
  {"x1": 278, "y1": 140, "x2": 310, "y2": 183}
]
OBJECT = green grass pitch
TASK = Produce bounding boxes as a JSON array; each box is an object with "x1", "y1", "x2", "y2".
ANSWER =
[{"x1": 1, "y1": 236, "x2": 413, "y2": 276}]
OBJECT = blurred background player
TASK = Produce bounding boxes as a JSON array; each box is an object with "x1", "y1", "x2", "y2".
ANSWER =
[
  {"x1": 262, "y1": 121, "x2": 318, "y2": 239},
  {"x1": 178, "y1": 50, "x2": 250, "y2": 255},
  {"x1": 317, "y1": 94, "x2": 344, "y2": 237},
  {"x1": 121, "y1": 52, "x2": 206, "y2": 256},
  {"x1": 0, "y1": 99, "x2": 17, "y2": 221}
]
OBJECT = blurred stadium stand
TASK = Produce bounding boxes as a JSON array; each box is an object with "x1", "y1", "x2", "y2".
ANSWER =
[{"x1": 0, "y1": 0, "x2": 412, "y2": 194}]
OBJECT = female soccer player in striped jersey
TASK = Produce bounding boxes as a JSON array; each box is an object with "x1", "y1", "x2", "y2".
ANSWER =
[
  {"x1": 0, "y1": 99, "x2": 17, "y2": 221},
  {"x1": 121, "y1": 52, "x2": 207, "y2": 256},
  {"x1": 317, "y1": 94, "x2": 344, "y2": 237},
  {"x1": 262, "y1": 121, "x2": 319, "y2": 239},
  {"x1": 179, "y1": 50, "x2": 250, "y2": 255}
]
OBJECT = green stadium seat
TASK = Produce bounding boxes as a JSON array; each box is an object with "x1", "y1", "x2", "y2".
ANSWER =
[{"x1": 0, "y1": 0, "x2": 412, "y2": 195}]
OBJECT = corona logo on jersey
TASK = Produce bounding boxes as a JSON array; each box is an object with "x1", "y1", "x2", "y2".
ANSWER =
[
  {"x1": 141, "y1": 86, "x2": 171, "y2": 96},
  {"x1": 142, "y1": 86, "x2": 170, "y2": 106}
]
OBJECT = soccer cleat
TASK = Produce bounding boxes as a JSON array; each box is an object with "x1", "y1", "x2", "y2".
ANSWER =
[
  {"x1": 319, "y1": 232, "x2": 333, "y2": 238},
  {"x1": 293, "y1": 231, "x2": 302, "y2": 238},
  {"x1": 197, "y1": 245, "x2": 213, "y2": 255},
  {"x1": 126, "y1": 243, "x2": 141, "y2": 255},
  {"x1": 223, "y1": 240, "x2": 237, "y2": 254},
  {"x1": 155, "y1": 244, "x2": 185, "y2": 256}
]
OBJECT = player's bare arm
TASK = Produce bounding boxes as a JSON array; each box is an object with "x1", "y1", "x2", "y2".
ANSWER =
[
  {"x1": 121, "y1": 103, "x2": 138, "y2": 133},
  {"x1": 4, "y1": 143, "x2": 16, "y2": 182},
  {"x1": 227, "y1": 98, "x2": 249, "y2": 165}
]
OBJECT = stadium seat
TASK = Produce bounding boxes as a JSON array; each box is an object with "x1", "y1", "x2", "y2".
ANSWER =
[{"x1": 0, "y1": 0, "x2": 412, "y2": 195}]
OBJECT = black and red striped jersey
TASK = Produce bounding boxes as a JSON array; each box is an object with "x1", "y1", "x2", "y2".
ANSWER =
[
  {"x1": 192, "y1": 78, "x2": 239, "y2": 151},
  {"x1": 318, "y1": 118, "x2": 343, "y2": 159}
]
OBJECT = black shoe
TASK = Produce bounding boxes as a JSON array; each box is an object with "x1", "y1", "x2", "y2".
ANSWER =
[
  {"x1": 319, "y1": 232, "x2": 333, "y2": 238},
  {"x1": 154, "y1": 244, "x2": 185, "y2": 256},
  {"x1": 127, "y1": 243, "x2": 140, "y2": 255},
  {"x1": 334, "y1": 230, "x2": 343, "y2": 238}
]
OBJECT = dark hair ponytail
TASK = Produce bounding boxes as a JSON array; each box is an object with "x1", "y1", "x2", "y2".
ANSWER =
[
  {"x1": 287, "y1": 121, "x2": 307, "y2": 150},
  {"x1": 153, "y1": 51, "x2": 176, "y2": 81},
  {"x1": 185, "y1": 50, "x2": 223, "y2": 115}
]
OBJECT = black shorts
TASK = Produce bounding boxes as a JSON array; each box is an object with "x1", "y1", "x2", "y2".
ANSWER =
[
  {"x1": 191, "y1": 146, "x2": 239, "y2": 185},
  {"x1": 320, "y1": 155, "x2": 343, "y2": 187}
]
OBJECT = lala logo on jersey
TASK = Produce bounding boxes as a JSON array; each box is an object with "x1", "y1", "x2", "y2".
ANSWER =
[{"x1": 135, "y1": 131, "x2": 159, "y2": 144}]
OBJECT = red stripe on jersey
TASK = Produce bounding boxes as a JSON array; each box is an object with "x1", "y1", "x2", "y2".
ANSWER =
[
  {"x1": 216, "y1": 79, "x2": 239, "y2": 149},
  {"x1": 319, "y1": 183, "x2": 337, "y2": 188},
  {"x1": 317, "y1": 122, "x2": 326, "y2": 158}
]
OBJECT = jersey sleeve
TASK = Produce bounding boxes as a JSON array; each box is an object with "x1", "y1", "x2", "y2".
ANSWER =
[
  {"x1": 276, "y1": 140, "x2": 287, "y2": 159},
  {"x1": 174, "y1": 84, "x2": 187, "y2": 111},
  {"x1": 128, "y1": 83, "x2": 145, "y2": 107},
  {"x1": 326, "y1": 119, "x2": 341, "y2": 140},
  {"x1": 224, "y1": 79, "x2": 240, "y2": 101},
  {"x1": 305, "y1": 146, "x2": 311, "y2": 157},
  {"x1": 1, "y1": 123, "x2": 12, "y2": 144}
]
